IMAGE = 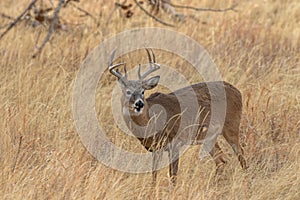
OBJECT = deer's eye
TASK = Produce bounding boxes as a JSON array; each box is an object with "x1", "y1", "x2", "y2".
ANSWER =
[
  {"x1": 126, "y1": 90, "x2": 132, "y2": 96},
  {"x1": 142, "y1": 90, "x2": 144, "y2": 95}
]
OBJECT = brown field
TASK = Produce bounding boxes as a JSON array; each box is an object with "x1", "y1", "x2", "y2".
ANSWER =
[{"x1": 1, "y1": 0, "x2": 299, "y2": 199}]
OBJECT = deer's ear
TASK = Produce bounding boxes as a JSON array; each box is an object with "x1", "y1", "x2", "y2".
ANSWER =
[{"x1": 142, "y1": 75, "x2": 160, "y2": 90}]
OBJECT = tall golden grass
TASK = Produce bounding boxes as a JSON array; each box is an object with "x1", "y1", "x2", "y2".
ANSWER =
[{"x1": 0, "y1": 0, "x2": 299, "y2": 199}]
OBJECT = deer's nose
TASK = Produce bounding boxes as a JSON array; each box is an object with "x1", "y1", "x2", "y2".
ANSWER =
[{"x1": 135, "y1": 100, "x2": 144, "y2": 108}]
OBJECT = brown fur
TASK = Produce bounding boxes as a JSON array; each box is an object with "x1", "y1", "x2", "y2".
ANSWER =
[{"x1": 122, "y1": 81, "x2": 247, "y2": 186}]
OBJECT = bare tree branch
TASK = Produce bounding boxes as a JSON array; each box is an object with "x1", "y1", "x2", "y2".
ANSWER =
[
  {"x1": 169, "y1": 2, "x2": 238, "y2": 12},
  {"x1": 133, "y1": 0, "x2": 175, "y2": 27},
  {"x1": 32, "y1": 0, "x2": 64, "y2": 58},
  {"x1": 69, "y1": 1, "x2": 97, "y2": 23},
  {"x1": 0, "y1": 0, "x2": 38, "y2": 40}
]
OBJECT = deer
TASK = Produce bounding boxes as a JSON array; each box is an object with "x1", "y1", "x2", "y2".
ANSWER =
[{"x1": 108, "y1": 48, "x2": 247, "y2": 187}]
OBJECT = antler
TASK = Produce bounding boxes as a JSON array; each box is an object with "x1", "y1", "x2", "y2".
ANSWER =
[
  {"x1": 109, "y1": 48, "x2": 128, "y2": 80},
  {"x1": 138, "y1": 48, "x2": 160, "y2": 80}
]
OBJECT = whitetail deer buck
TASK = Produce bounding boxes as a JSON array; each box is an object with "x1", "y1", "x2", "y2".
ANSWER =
[{"x1": 109, "y1": 49, "x2": 247, "y2": 187}]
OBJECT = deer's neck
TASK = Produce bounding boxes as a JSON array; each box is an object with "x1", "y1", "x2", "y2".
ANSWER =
[{"x1": 129, "y1": 102, "x2": 150, "y2": 126}]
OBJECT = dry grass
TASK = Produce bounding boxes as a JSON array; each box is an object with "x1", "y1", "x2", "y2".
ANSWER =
[{"x1": 1, "y1": 0, "x2": 299, "y2": 199}]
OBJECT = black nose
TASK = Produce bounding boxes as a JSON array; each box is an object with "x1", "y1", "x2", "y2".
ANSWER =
[{"x1": 135, "y1": 100, "x2": 144, "y2": 108}]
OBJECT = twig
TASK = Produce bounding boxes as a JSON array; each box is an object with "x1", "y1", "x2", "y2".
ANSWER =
[
  {"x1": 69, "y1": 1, "x2": 97, "y2": 22},
  {"x1": 1, "y1": 13, "x2": 15, "y2": 20},
  {"x1": 11, "y1": 136, "x2": 23, "y2": 173},
  {"x1": 106, "y1": 0, "x2": 125, "y2": 26},
  {"x1": 169, "y1": 3, "x2": 238, "y2": 12},
  {"x1": 35, "y1": 29, "x2": 42, "y2": 47},
  {"x1": 133, "y1": 0, "x2": 175, "y2": 27},
  {"x1": 32, "y1": 0, "x2": 64, "y2": 58},
  {"x1": 0, "y1": 0, "x2": 38, "y2": 40},
  {"x1": 65, "y1": 0, "x2": 80, "y2": 5},
  {"x1": 105, "y1": 6, "x2": 118, "y2": 26}
]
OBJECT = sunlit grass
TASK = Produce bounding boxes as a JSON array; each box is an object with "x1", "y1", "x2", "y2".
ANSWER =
[{"x1": 0, "y1": 0, "x2": 299, "y2": 199}]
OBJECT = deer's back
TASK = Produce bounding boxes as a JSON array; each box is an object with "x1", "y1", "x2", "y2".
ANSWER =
[{"x1": 147, "y1": 81, "x2": 242, "y2": 115}]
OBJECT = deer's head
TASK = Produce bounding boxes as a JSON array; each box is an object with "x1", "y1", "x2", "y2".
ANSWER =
[{"x1": 109, "y1": 49, "x2": 160, "y2": 116}]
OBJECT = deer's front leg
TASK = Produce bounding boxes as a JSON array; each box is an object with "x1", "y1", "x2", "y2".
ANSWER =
[
  {"x1": 168, "y1": 147, "x2": 179, "y2": 187},
  {"x1": 152, "y1": 150, "x2": 162, "y2": 186}
]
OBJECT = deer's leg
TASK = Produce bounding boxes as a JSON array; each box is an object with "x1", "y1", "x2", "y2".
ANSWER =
[
  {"x1": 223, "y1": 129, "x2": 248, "y2": 169},
  {"x1": 209, "y1": 142, "x2": 227, "y2": 173},
  {"x1": 167, "y1": 147, "x2": 179, "y2": 187},
  {"x1": 152, "y1": 150, "x2": 162, "y2": 186}
]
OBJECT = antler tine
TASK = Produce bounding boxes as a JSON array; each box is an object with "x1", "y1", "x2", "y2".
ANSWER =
[
  {"x1": 145, "y1": 48, "x2": 152, "y2": 64},
  {"x1": 150, "y1": 48, "x2": 156, "y2": 63},
  {"x1": 139, "y1": 48, "x2": 160, "y2": 80},
  {"x1": 109, "y1": 63, "x2": 126, "y2": 80},
  {"x1": 138, "y1": 64, "x2": 142, "y2": 80},
  {"x1": 124, "y1": 63, "x2": 128, "y2": 78},
  {"x1": 109, "y1": 48, "x2": 117, "y2": 66},
  {"x1": 108, "y1": 48, "x2": 127, "y2": 80}
]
